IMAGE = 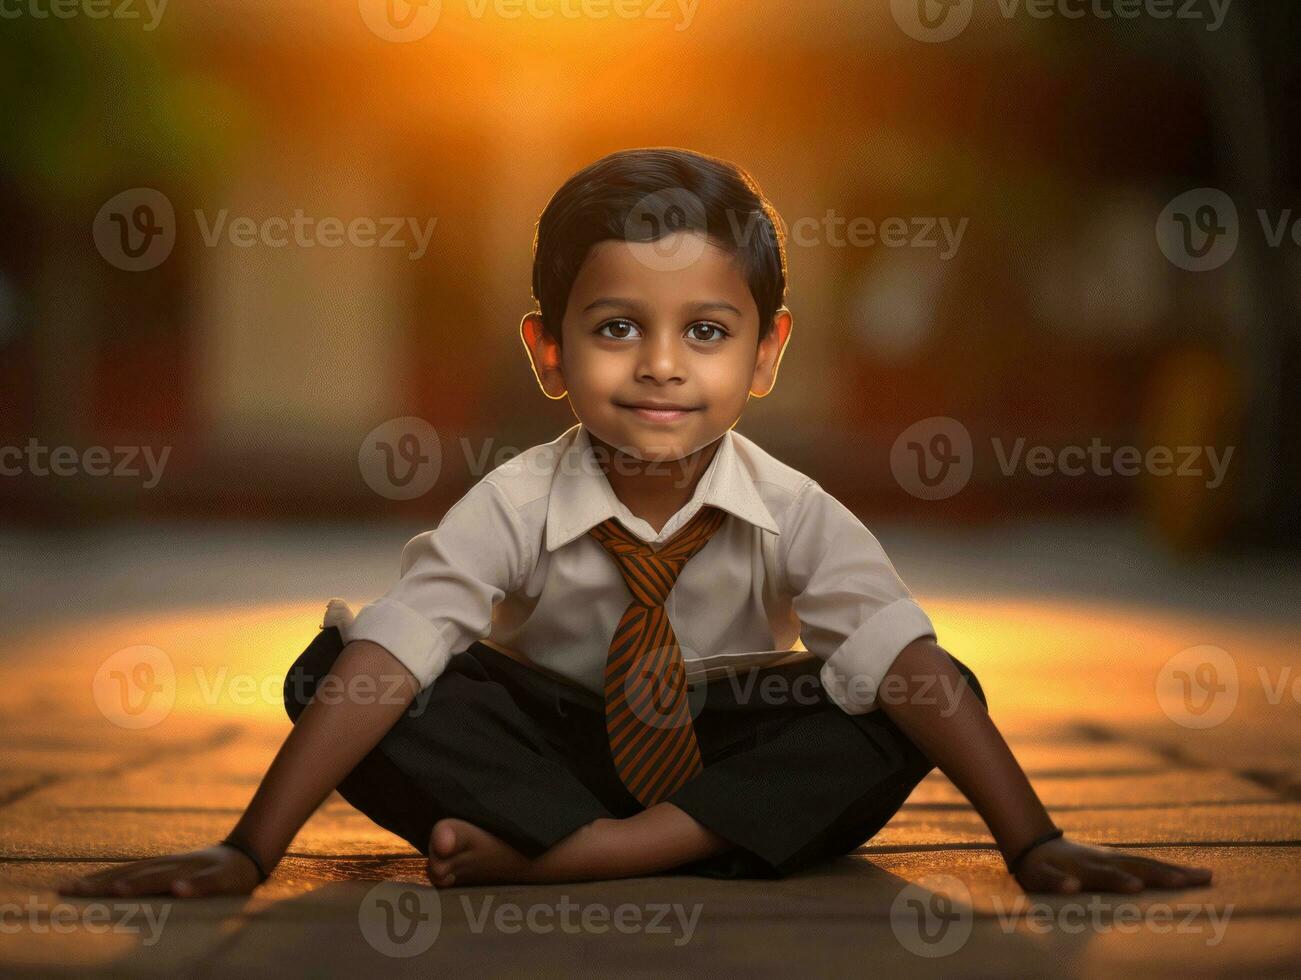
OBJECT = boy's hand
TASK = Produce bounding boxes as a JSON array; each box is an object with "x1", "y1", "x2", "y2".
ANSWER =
[
  {"x1": 57, "y1": 845, "x2": 263, "y2": 899},
  {"x1": 1015, "y1": 837, "x2": 1213, "y2": 894}
]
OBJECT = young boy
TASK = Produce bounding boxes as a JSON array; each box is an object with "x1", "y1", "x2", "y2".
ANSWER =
[{"x1": 62, "y1": 147, "x2": 1212, "y2": 897}]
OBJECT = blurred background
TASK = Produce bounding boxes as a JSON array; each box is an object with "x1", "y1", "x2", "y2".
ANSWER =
[{"x1": 2, "y1": 0, "x2": 1298, "y2": 547}]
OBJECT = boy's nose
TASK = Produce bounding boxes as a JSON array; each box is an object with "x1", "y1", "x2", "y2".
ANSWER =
[{"x1": 635, "y1": 336, "x2": 687, "y2": 382}]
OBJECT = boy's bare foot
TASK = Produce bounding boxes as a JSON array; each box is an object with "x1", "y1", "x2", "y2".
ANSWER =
[
  {"x1": 426, "y1": 805, "x2": 733, "y2": 887},
  {"x1": 426, "y1": 818, "x2": 536, "y2": 887}
]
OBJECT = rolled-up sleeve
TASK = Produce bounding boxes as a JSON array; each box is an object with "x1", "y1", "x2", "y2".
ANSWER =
[
  {"x1": 322, "y1": 478, "x2": 529, "y2": 690},
  {"x1": 779, "y1": 480, "x2": 936, "y2": 715}
]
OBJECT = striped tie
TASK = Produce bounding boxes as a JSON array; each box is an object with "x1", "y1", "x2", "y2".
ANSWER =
[{"x1": 587, "y1": 505, "x2": 729, "y2": 808}]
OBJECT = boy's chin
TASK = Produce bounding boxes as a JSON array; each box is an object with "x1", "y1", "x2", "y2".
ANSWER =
[
  {"x1": 602, "y1": 436, "x2": 697, "y2": 464},
  {"x1": 608, "y1": 439, "x2": 684, "y2": 460},
  {"x1": 629, "y1": 446, "x2": 690, "y2": 463}
]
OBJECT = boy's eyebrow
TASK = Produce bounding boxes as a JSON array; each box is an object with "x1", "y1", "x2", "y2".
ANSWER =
[{"x1": 582, "y1": 297, "x2": 744, "y2": 317}]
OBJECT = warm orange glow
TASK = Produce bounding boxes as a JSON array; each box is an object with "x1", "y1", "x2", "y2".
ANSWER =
[{"x1": 8, "y1": 596, "x2": 1293, "y2": 737}]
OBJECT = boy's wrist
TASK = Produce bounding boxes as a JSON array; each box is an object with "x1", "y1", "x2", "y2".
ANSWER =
[
  {"x1": 219, "y1": 835, "x2": 273, "y2": 882},
  {"x1": 1001, "y1": 825, "x2": 1065, "y2": 876}
]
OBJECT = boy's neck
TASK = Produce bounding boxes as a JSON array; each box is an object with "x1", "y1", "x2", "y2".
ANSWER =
[{"x1": 587, "y1": 431, "x2": 723, "y2": 535}]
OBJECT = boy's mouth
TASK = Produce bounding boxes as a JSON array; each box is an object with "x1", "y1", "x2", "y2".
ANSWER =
[{"x1": 616, "y1": 402, "x2": 701, "y2": 423}]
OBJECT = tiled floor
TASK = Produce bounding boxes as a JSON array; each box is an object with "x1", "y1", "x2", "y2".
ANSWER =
[{"x1": 1, "y1": 521, "x2": 1297, "y2": 977}]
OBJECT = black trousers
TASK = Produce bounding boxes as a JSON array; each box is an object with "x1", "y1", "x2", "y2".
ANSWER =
[{"x1": 283, "y1": 627, "x2": 987, "y2": 879}]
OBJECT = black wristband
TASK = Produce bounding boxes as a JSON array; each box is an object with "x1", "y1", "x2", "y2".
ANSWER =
[
  {"x1": 219, "y1": 836, "x2": 271, "y2": 883},
  {"x1": 1005, "y1": 827, "x2": 1064, "y2": 876}
]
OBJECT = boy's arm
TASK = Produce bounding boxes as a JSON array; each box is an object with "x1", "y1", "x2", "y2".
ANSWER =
[
  {"x1": 60, "y1": 640, "x2": 420, "y2": 898},
  {"x1": 60, "y1": 475, "x2": 527, "y2": 898},
  {"x1": 878, "y1": 636, "x2": 1213, "y2": 894},
  {"x1": 777, "y1": 481, "x2": 1212, "y2": 893}
]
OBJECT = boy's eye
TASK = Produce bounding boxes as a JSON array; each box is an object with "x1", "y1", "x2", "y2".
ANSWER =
[
  {"x1": 596, "y1": 319, "x2": 640, "y2": 340},
  {"x1": 595, "y1": 319, "x2": 729, "y2": 343},
  {"x1": 687, "y1": 322, "x2": 728, "y2": 342}
]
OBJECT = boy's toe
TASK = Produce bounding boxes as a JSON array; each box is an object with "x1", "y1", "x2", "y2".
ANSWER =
[
  {"x1": 426, "y1": 855, "x2": 457, "y2": 888},
  {"x1": 429, "y1": 820, "x2": 460, "y2": 859}
]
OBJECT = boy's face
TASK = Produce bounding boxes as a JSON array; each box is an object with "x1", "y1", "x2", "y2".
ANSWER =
[{"x1": 521, "y1": 230, "x2": 792, "y2": 462}]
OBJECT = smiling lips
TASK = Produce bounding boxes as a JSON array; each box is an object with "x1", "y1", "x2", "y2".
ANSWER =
[{"x1": 618, "y1": 403, "x2": 699, "y2": 423}]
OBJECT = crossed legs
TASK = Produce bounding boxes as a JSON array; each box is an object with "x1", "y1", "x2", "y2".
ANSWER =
[{"x1": 284, "y1": 629, "x2": 981, "y2": 886}]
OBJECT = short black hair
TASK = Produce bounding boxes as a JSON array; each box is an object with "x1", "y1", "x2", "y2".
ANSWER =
[{"x1": 530, "y1": 147, "x2": 788, "y2": 347}]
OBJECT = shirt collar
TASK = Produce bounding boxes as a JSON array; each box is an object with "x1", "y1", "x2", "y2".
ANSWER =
[{"x1": 544, "y1": 422, "x2": 780, "y2": 552}]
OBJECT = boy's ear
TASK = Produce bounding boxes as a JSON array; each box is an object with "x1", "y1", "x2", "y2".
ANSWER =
[
  {"x1": 750, "y1": 306, "x2": 793, "y2": 399},
  {"x1": 520, "y1": 313, "x2": 568, "y2": 400}
]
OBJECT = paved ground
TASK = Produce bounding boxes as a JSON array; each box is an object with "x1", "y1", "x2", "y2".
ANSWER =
[{"x1": 1, "y1": 519, "x2": 1298, "y2": 977}]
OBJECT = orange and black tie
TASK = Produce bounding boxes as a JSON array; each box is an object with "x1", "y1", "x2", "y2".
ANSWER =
[{"x1": 586, "y1": 505, "x2": 728, "y2": 808}]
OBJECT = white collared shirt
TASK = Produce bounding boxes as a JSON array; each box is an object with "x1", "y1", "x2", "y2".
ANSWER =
[{"x1": 323, "y1": 422, "x2": 936, "y2": 715}]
